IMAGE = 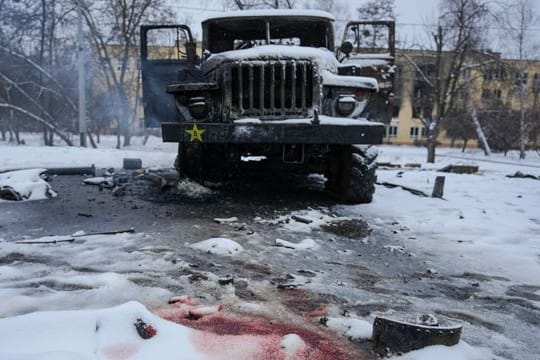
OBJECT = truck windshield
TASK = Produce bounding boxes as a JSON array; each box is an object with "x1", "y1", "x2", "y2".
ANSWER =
[{"x1": 204, "y1": 17, "x2": 333, "y2": 53}]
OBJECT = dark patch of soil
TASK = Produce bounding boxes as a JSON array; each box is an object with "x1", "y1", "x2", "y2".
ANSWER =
[
  {"x1": 0, "y1": 252, "x2": 26, "y2": 265},
  {"x1": 349, "y1": 302, "x2": 410, "y2": 317},
  {"x1": 234, "y1": 281, "x2": 265, "y2": 302},
  {"x1": 230, "y1": 260, "x2": 273, "y2": 280},
  {"x1": 0, "y1": 252, "x2": 68, "y2": 267},
  {"x1": 26, "y1": 280, "x2": 94, "y2": 291},
  {"x1": 436, "y1": 283, "x2": 478, "y2": 301},
  {"x1": 435, "y1": 310, "x2": 504, "y2": 333},
  {"x1": 452, "y1": 272, "x2": 510, "y2": 282},
  {"x1": 282, "y1": 289, "x2": 347, "y2": 315},
  {"x1": 478, "y1": 295, "x2": 540, "y2": 326},
  {"x1": 506, "y1": 284, "x2": 540, "y2": 301},
  {"x1": 321, "y1": 219, "x2": 371, "y2": 239}
]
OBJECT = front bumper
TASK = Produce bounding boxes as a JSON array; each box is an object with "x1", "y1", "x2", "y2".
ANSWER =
[{"x1": 162, "y1": 120, "x2": 385, "y2": 144}]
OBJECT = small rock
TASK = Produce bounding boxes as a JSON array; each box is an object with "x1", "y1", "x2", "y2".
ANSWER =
[
  {"x1": 112, "y1": 185, "x2": 126, "y2": 197},
  {"x1": 218, "y1": 275, "x2": 234, "y2": 285},
  {"x1": 214, "y1": 217, "x2": 239, "y2": 224}
]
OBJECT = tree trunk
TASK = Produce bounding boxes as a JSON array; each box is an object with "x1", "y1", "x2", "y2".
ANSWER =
[
  {"x1": 15, "y1": 128, "x2": 21, "y2": 145},
  {"x1": 427, "y1": 140, "x2": 436, "y2": 163},
  {"x1": 43, "y1": 126, "x2": 49, "y2": 146},
  {"x1": 462, "y1": 139, "x2": 468, "y2": 152},
  {"x1": 116, "y1": 120, "x2": 121, "y2": 149},
  {"x1": 88, "y1": 131, "x2": 98, "y2": 148}
]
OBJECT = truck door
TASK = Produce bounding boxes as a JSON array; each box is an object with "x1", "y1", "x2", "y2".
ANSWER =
[
  {"x1": 338, "y1": 21, "x2": 396, "y2": 123},
  {"x1": 140, "y1": 25, "x2": 195, "y2": 127}
]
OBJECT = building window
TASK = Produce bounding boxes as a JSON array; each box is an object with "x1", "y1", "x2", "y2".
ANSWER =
[
  {"x1": 410, "y1": 127, "x2": 419, "y2": 139},
  {"x1": 392, "y1": 103, "x2": 400, "y2": 117},
  {"x1": 387, "y1": 126, "x2": 398, "y2": 138},
  {"x1": 494, "y1": 89, "x2": 502, "y2": 98},
  {"x1": 421, "y1": 127, "x2": 428, "y2": 139},
  {"x1": 117, "y1": 60, "x2": 129, "y2": 72},
  {"x1": 515, "y1": 71, "x2": 528, "y2": 86}
]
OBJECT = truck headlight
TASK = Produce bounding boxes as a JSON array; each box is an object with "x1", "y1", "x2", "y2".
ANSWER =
[
  {"x1": 336, "y1": 95, "x2": 356, "y2": 116},
  {"x1": 188, "y1": 97, "x2": 208, "y2": 120}
]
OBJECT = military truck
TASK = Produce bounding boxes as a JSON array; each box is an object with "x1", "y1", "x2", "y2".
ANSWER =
[{"x1": 140, "y1": 10, "x2": 395, "y2": 203}]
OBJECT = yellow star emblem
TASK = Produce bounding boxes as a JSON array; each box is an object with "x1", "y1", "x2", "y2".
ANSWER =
[{"x1": 185, "y1": 123, "x2": 205, "y2": 142}]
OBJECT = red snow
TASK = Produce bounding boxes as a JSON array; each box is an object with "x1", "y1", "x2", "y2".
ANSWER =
[
  {"x1": 155, "y1": 296, "x2": 361, "y2": 360},
  {"x1": 100, "y1": 342, "x2": 141, "y2": 360}
]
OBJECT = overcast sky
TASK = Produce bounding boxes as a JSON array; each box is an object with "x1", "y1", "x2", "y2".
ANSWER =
[
  {"x1": 170, "y1": 0, "x2": 539, "y2": 58},
  {"x1": 171, "y1": 0, "x2": 438, "y2": 40}
]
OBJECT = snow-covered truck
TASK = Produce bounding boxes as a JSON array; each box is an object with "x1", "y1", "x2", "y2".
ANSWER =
[{"x1": 140, "y1": 10, "x2": 395, "y2": 203}]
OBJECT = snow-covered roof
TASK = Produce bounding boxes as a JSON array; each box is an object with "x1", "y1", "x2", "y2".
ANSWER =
[{"x1": 203, "y1": 10, "x2": 335, "y2": 23}]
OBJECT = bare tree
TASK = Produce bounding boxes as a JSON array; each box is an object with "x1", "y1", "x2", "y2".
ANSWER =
[
  {"x1": 305, "y1": 0, "x2": 350, "y2": 40},
  {"x1": 226, "y1": 0, "x2": 295, "y2": 10},
  {"x1": 0, "y1": 0, "x2": 78, "y2": 146},
  {"x1": 496, "y1": 0, "x2": 539, "y2": 159},
  {"x1": 407, "y1": 0, "x2": 489, "y2": 162},
  {"x1": 79, "y1": 0, "x2": 174, "y2": 148},
  {"x1": 444, "y1": 106, "x2": 477, "y2": 151},
  {"x1": 357, "y1": 0, "x2": 396, "y2": 20}
]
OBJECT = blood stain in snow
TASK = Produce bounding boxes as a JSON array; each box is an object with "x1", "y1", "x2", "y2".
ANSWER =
[
  {"x1": 100, "y1": 342, "x2": 141, "y2": 360},
  {"x1": 162, "y1": 312, "x2": 357, "y2": 359}
]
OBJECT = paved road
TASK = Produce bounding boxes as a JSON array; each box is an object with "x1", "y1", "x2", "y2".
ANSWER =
[{"x1": 1, "y1": 173, "x2": 538, "y2": 359}]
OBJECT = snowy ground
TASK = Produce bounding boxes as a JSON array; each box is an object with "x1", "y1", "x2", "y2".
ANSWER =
[
  {"x1": 0, "y1": 135, "x2": 539, "y2": 359},
  {"x1": 357, "y1": 146, "x2": 540, "y2": 285},
  {"x1": 0, "y1": 133, "x2": 177, "y2": 171}
]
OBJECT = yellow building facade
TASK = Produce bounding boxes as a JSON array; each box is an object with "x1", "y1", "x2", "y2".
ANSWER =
[{"x1": 385, "y1": 50, "x2": 540, "y2": 148}]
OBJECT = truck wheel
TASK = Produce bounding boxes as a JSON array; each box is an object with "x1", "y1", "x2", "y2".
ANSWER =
[{"x1": 327, "y1": 145, "x2": 377, "y2": 204}]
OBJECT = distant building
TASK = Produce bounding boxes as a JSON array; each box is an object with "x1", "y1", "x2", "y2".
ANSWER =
[{"x1": 387, "y1": 49, "x2": 540, "y2": 149}]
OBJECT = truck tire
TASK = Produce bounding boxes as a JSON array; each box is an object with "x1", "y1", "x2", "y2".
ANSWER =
[{"x1": 327, "y1": 145, "x2": 377, "y2": 204}]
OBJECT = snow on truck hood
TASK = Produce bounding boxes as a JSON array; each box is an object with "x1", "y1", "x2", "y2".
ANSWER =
[
  {"x1": 205, "y1": 45, "x2": 339, "y2": 71},
  {"x1": 321, "y1": 70, "x2": 377, "y2": 90},
  {"x1": 204, "y1": 45, "x2": 378, "y2": 90}
]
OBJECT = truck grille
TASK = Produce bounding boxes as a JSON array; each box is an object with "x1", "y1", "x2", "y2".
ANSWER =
[{"x1": 228, "y1": 61, "x2": 313, "y2": 118}]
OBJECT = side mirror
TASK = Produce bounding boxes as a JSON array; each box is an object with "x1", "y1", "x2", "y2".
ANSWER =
[{"x1": 340, "y1": 41, "x2": 353, "y2": 57}]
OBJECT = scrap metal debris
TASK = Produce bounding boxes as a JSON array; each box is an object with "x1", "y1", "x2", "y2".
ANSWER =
[
  {"x1": 0, "y1": 186, "x2": 22, "y2": 201},
  {"x1": 214, "y1": 217, "x2": 239, "y2": 224},
  {"x1": 506, "y1": 171, "x2": 539, "y2": 180},
  {"x1": 290, "y1": 215, "x2": 313, "y2": 224},
  {"x1": 15, "y1": 228, "x2": 135, "y2": 244},
  {"x1": 134, "y1": 318, "x2": 157, "y2": 339},
  {"x1": 372, "y1": 316, "x2": 462, "y2": 356},
  {"x1": 377, "y1": 182, "x2": 430, "y2": 197}
]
